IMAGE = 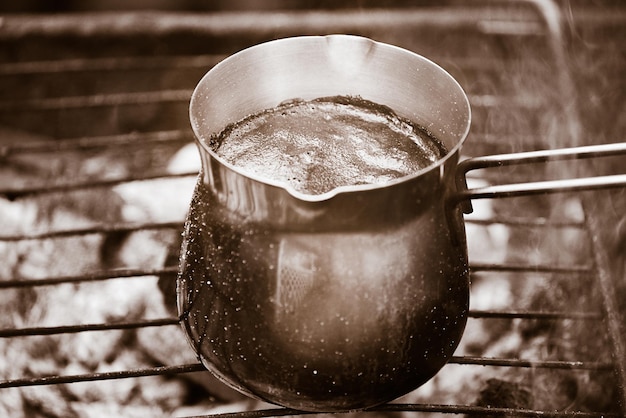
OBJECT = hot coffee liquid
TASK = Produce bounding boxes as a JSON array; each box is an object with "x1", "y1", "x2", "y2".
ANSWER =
[{"x1": 211, "y1": 96, "x2": 447, "y2": 195}]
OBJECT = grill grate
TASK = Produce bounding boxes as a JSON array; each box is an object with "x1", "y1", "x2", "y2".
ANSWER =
[{"x1": 1, "y1": 2, "x2": 625, "y2": 417}]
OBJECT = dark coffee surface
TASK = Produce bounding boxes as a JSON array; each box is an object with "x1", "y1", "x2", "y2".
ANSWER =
[{"x1": 212, "y1": 96, "x2": 447, "y2": 195}]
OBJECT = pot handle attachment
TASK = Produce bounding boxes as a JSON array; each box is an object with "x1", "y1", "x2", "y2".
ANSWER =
[{"x1": 450, "y1": 142, "x2": 626, "y2": 214}]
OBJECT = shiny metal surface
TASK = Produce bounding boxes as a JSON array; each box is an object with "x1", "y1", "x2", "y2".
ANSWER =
[
  {"x1": 181, "y1": 35, "x2": 472, "y2": 411},
  {"x1": 454, "y1": 142, "x2": 626, "y2": 212}
]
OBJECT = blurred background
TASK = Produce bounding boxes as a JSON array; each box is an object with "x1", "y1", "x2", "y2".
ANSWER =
[
  {"x1": 0, "y1": 0, "x2": 495, "y2": 12},
  {"x1": 0, "y1": 0, "x2": 621, "y2": 12}
]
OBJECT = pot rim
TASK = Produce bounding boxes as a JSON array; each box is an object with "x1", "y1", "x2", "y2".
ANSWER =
[{"x1": 189, "y1": 34, "x2": 472, "y2": 203}]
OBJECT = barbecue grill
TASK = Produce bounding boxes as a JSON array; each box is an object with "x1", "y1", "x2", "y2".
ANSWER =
[{"x1": 1, "y1": 1, "x2": 625, "y2": 417}]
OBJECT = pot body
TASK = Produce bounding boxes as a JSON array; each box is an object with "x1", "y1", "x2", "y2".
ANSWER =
[{"x1": 179, "y1": 35, "x2": 472, "y2": 412}]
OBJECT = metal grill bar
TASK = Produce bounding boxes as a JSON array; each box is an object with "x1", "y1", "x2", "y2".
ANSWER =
[
  {"x1": 374, "y1": 404, "x2": 622, "y2": 418},
  {"x1": 0, "y1": 220, "x2": 184, "y2": 241},
  {"x1": 0, "y1": 262, "x2": 591, "y2": 289},
  {"x1": 449, "y1": 356, "x2": 613, "y2": 370},
  {"x1": 0, "y1": 8, "x2": 548, "y2": 39},
  {"x1": 0, "y1": 309, "x2": 603, "y2": 338},
  {"x1": 1, "y1": 130, "x2": 193, "y2": 154},
  {"x1": 0, "y1": 266, "x2": 177, "y2": 288},
  {"x1": 0, "y1": 364, "x2": 206, "y2": 390},
  {"x1": 0, "y1": 131, "x2": 539, "y2": 156},
  {"x1": 0, "y1": 357, "x2": 614, "y2": 390},
  {"x1": 0, "y1": 55, "x2": 226, "y2": 75},
  {"x1": 469, "y1": 262, "x2": 592, "y2": 274},
  {"x1": 183, "y1": 405, "x2": 622, "y2": 418},
  {"x1": 465, "y1": 217, "x2": 585, "y2": 227},
  {"x1": 0, "y1": 318, "x2": 179, "y2": 338},
  {"x1": 468, "y1": 310, "x2": 602, "y2": 320},
  {"x1": 0, "y1": 92, "x2": 538, "y2": 112},
  {"x1": 0, "y1": 89, "x2": 192, "y2": 111},
  {"x1": 584, "y1": 203, "x2": 626, "y2": 409},
  {"x1": 0, "y1": 171, "x2": 197, "y2": 200}
]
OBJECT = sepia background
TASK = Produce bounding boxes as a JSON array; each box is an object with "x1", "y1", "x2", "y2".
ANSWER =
[{"x1": 0, "y1": 1, "x2": 624, "y2": 417}]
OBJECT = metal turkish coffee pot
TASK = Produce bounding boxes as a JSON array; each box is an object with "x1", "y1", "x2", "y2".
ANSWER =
[{"x1": 179, "y1": 34, "x2": 471, "y2": 412}]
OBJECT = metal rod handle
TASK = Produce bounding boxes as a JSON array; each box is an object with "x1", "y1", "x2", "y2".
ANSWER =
[
  {"x1": 454, "y1": 142, "x2": 626, "y2": 213},
  {"x1": 453, "y1": 174, "x2": 626, "y2": 209}
]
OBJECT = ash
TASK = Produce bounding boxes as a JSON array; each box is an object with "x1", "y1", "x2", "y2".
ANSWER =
[{"x1": 0, "y1": 138, "x2": 251, "y2": 417}]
